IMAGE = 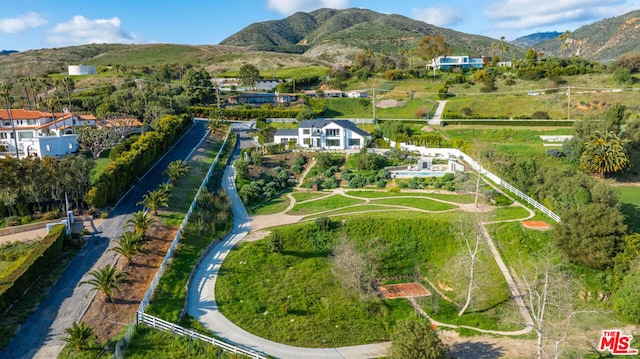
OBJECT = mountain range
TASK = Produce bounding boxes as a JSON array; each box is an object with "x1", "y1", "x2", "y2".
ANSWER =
[{"x1": 0, "y1": 8, "x2": 638, "y2": 80}]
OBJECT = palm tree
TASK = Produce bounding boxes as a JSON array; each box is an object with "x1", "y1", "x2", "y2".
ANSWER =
[
  {"x1": 126, "y1": 210, "x2": 154, "y2": 235},
  {"x1": 79, "y1": 264, "x2": 130, "y2": 302},
  {"x1": 63, "y1": 321, "x2": 95, "y2": 351},
  {"x1": 0, "y1": 81, "x2": 19, "y2": 158},
  {"x1": 109, "y1": 231, "x2": 146, "y2": 264},
  {"x1": 580, "y1": 130, "x2": 630, "y2": 177},
  {"x1": 165, "y1": 159, "x2": 191, "y2": 184},
  {"x1": 137, "y1": 188, "x2": 170, "y2": 215}
]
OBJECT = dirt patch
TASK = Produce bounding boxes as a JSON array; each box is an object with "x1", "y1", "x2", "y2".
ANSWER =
[
  {"x1": 376, "y1": 99, "x2": 406, "y2": 109},
  {"x1": 521, "y1": 220, "x2": 551, "y2": 230},
  {"x1": 378, "y1": 282, "x2": 431, "y2": 299},
  {"x1": 80, "y1": 223, "x2": 177, "y2": 343}
]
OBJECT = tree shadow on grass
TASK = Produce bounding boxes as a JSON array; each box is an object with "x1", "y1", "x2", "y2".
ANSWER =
[
  {"x1": 621, "y1": 203, "x2": 640, "y2": 233},
  {"x1": 450, "y1": 341, "x2": 504, "y2": 359}
]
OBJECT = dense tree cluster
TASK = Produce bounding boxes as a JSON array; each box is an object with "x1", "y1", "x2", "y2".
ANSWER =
[{"x1": 0, "y1": 155, "x2": 94, "y2": 219}]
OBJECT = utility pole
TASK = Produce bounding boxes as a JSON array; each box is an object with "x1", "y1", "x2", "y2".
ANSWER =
[
  {"x1": 372, "y1": 88, "x2": 376, "y2": 120},
  {"x1": 567, "y1": 86, "x2": 571, "y2": 120}
]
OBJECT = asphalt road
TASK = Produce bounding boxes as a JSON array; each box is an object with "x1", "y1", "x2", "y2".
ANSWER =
[
  {"x1": 112, "y1": 119, "x2": 209, "y2": 215},
  {"x1": 1, "y1": 119, "x2": 210, "y2": 359}
]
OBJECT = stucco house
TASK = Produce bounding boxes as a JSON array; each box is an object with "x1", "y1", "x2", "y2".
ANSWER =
[
  {"x1": 428, "y1": 55, "x2": 487, "y2": 70},
  {"x1": 0, "y1": 109, "x2": 96, "y2": 158},
  {"x1": 273, "y1": 119, "x2": 371, "y2": 150}
]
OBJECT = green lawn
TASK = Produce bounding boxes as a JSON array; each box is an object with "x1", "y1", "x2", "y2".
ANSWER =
[
  {"x1": 90, "y1": 157, "x2": 111, "y2": 184},
  {"x1": 346, "y1": 190, "x2": 481, "y2": 204},
  {"x1": 618, "y1": 186, "x2": 640, "y2": 206},
  {"x1": 488, "y1": 205, "x2": 532, "y2": 222},
  {"x1": 250, "y1": 194, "x2": 291, "y2": 215},
  {"x1": 370, "y1": 197, "x2": 457, "y2": 211},
  {"x1": 287, "y1": 194, "x2": 366, "y2": 215},
  {"x1": 216, "y1": 212, "x2": 514, "y2": 346}
]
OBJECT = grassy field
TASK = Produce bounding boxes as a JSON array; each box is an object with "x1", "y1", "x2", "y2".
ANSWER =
[
  {"x1": 618, "y1": 185, "x2": 640, "y2": 206},
  {"x1": 370, "y1": 197, "x2": 457, "y2": 211},
  {"x1": 287, "y1": 194, "x2": 366, "y2": 215},
  {"x1": 90, "y1": 157, "x2": 111, "y2": 184},
  {"x1": 249, "y1": 193, "x2": 291, "y2": 215},
  {"x1": 216, "y1": 211, "x2": 513, "y2": 347}
]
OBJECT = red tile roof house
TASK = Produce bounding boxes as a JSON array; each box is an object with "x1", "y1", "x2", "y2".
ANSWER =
[{"x1": 0, "y1": 109, "x2": 96, "y2": 158}]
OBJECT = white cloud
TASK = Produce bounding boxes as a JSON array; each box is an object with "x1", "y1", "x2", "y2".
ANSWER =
[
  {"x1": 0, "y1": 12, "x2": 48, "y2": 33},
  {"x1": 266, "y1": 0, "x2": 350, "y2": 15},
  {"x1": 485, "y1": 0, "x2": 632, "y2": 30},
  {"x1": 411, "y1": 6, "x2": 464, "y2": 27},
  {"x1": 48, "y1": 16, "x2": 137, "y2": 46}
]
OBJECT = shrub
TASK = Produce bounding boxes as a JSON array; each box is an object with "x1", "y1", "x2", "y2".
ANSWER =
[{"x1": 532, "y1": 111, "x2": 550, "y2": 119}]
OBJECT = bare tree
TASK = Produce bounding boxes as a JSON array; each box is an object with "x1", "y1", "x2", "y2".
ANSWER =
[
  {"x1": 522, "y1": 251, "x2": 590, "y2": 359},
  {"x1": 457, "y1": 216, "x2": 483, "y2": 316},
  {"x1": 331, "y1": 235, "x2": 368, "y2": 301}
]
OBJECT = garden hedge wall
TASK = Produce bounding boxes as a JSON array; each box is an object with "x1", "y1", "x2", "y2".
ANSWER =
[
  {"x1": 189, "y1": 106, "x2": 300, "y2": 120},
  {"x1": 0, "y1": 224, "x2": 66, "y2": 313},
  {"x1": 85, "y1": 114, "x2": 192, "y2": 208}
]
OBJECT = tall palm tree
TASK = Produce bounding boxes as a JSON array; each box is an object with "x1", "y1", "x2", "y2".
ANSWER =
[
  {"x1": 126, "y1": 210, "x2": 155, "y2": 235},
  {"x1": 165, "y1": 159, "x2": 191, "y2": 184},
  {"x1": 79, "y1": 264, "x2": 130, "y2": 302},
  {"x1": 18, "y1": 77, "x2": 33, "y2": 108},
  {"x1": 109, "y1": 231, "x2": 146, "y2": 264},
  {"x1": 63, "y1": 321, "x2": 95, "y2": 351},
  {"x1": 0, "y1": 81, "x2": 19, "y2": 158},
  {"x1": 580, "y1": 130, "x2": 630, "y2": 177},
  {"x1": 137, "y1": 187, "x2": 170, "y2": 215}
]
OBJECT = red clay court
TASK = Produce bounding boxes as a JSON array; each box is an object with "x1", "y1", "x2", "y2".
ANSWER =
[
  {"x1": 378, "y1": 282, "x2": 431, "y2": 299},
  {"x1": 521, "y1": 220, "x2": 552, "y2": 230}
]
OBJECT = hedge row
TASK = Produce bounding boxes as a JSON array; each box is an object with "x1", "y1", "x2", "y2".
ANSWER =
[
  {"x1": 85, "y1": 115, "x2": 192, "y2": 208},
  {"x1": 0, "y1": 224, "x2": 66, "y2": 312},
  {"x1": 189, "y1": 106, "x2": 300, "y2": 120},
  {"x1": 442, "y1": 119, "x2": 574, "y2": 127}
]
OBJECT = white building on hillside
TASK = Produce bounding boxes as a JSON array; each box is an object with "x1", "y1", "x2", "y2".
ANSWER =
[
  {"x1": 273, "y1": 119, "x2": 371, "y2": 150},
  {"x1": 68, "y1": 64, "x2": 97, "y2": 75},
  {"x1": 0, "y1": 109, "x2": 96, "y2": 158}
]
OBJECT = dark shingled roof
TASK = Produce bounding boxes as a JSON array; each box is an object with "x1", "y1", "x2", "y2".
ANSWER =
[{"x1": 274, "y1": 129, "x2": 298, "y2": 136}]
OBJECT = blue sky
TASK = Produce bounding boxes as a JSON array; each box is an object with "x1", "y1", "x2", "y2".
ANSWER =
[{"x1": 2, "y1": 0, "x2": 639, "y2": 51}]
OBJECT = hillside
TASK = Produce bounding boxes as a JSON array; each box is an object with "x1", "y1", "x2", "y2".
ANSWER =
[
  {"x1": 220, "y1": 7, "x2": 526, "y2": 64},
  {"x1": 511, "y1": 32, "x2": 561, "y2": 48},
  {"x1": 535, "y1": 9, "x2": 640, "y2": 62},
  {"x1": 0, "y1": 43, "x2": 326, "y2": 81}
]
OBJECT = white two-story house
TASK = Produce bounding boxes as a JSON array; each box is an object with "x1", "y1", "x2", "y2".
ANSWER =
[
  {"x1": 274, "y1": 119, "x2": 371, "y2": 150},
  {"x1": 0, "y1": 109, "x2": 96, "y2": 158}
]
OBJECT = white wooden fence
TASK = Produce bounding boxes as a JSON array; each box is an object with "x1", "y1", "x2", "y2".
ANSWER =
[
  {"x1": 389, "y1": 142, "x2": 562, "y2": 223},
  {"x1": 136, "y1": 311, "x2": 268, "y2": 359}
]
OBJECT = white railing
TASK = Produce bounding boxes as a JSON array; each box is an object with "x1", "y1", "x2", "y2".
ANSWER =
[
  {"x1": 136, "y1": 311, "x2": 268, "y2": 359},
  {"x1": 389, "y1": 142, "x2": 562, "y2": 223}
]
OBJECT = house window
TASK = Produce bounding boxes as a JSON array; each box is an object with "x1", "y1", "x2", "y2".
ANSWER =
[
  {"x1": 69, "y1": 142, "x2": 73, "y2": 149},
  {"x1": 18, "y1": 132, "x2": 33, "y2": 139},
  {"x1": 3, "y1": 121, "x2": 9, "y2": 126},
  {"x1": 302, "y1": 129, "x2": 310, "y2": 135},
  {"x1": 326, "y1": 139, "x2": 340, "y2": 147},
  {"x1": 280, "y1": 138, "x2": 289, "y2": 143},
  {"x1": 348, "y1": 138, "x2": 360, "y2": 146},
  {"x1": 303, "y1": 138, "x2": 311, "y2": 145},
  {"x1": 46, "y1": 145, "x2": 51, "y2": 152},
  {"x1": 0, "y1": 133, "x2": 6, "y2": 139},
  {"x1": 326, "y1": 128, "x2": 340, "y2": 136}
]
